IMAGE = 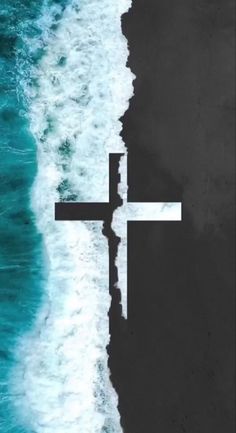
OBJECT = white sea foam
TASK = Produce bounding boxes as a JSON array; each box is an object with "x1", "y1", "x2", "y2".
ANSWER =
[{"x1": 10, "y1": 1, "x2": 134, "y2": 432}]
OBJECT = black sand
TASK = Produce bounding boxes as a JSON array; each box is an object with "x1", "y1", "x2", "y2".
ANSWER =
[{"x1": 108, "y1": 1, "x2": 235, "y2": 432}]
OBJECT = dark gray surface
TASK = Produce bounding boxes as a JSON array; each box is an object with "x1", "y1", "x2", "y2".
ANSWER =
[{"x1": 108, "y1": 1, "x2": 235, "y2": 432}]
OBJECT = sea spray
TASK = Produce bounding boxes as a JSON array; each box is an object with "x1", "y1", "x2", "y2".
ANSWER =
[{"x1": 9, "y1": 0, "x2": 134, "y2": 432}]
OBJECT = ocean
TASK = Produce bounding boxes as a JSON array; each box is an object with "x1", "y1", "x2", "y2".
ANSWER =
[{"x1": 0, "y1": 1, "x2": 134, "y2": 432}]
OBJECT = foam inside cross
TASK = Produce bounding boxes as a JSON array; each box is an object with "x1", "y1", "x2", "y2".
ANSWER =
[{"x1": 55, "y1": 153, "x2": 182, "y2": 318}]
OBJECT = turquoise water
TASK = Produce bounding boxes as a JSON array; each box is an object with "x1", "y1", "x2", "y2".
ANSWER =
[
  {"x1": 0, "y1": 2, "x2": 48, "y2": 431},
  {"x1": 1, "y1": 1, "x2": 132, "y2": 431}
]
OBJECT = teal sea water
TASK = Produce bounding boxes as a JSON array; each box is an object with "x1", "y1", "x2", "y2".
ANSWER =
[
  {"x1": 0, "y1": 2, "x2": 54, "y2": 431},
  {"x1": 0, "y1": 1, "x2": 132, "y2": 431}
]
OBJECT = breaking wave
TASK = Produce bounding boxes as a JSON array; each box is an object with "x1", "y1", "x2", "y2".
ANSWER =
[{"x1": 9, "y1": 0, "x2": 134, "y2": 432}]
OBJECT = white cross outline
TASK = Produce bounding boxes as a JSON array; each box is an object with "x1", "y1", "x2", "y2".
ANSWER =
[{"x1": 55, "y1": 152, "x2": 182, "y2": 319}]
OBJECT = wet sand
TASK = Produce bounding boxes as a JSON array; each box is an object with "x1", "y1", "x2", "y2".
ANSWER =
[{"x1": 108, "y1": 1, "x2": 235, "y2": 432}]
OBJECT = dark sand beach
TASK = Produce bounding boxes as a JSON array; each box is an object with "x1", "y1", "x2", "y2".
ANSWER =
[{"x1": 108, "y1": 1, "x2": 235, "y2": 432}]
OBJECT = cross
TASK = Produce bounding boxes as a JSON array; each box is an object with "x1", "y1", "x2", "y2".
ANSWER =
[{"x1": 55, "y1": 153, "x2": 182, "y2": 318}]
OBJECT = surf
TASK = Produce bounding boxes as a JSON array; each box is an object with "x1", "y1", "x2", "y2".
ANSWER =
[{"x1": 8, "y1": 1, "x2": 134, "y2": 432}]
